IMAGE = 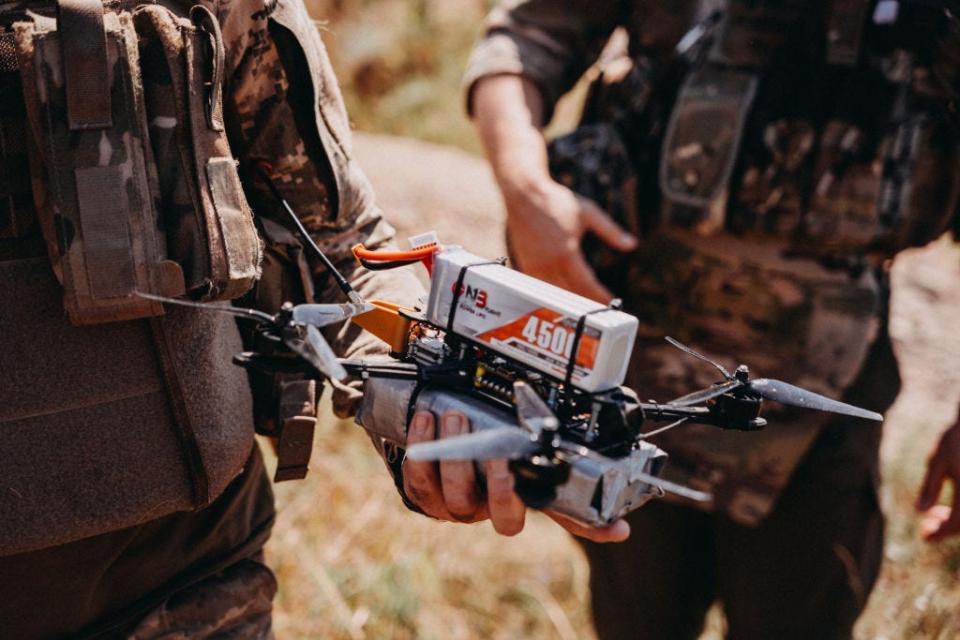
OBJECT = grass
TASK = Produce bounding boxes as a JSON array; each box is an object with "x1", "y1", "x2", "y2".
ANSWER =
[
  {"x1": 263, "y1": 414, "x2": 597, "y2": 640},
  {"x1": 265, "y1": 3, "x2": 960, "y2": 638},
  {"x1": 263, "y1": 410, "x2": 960, "y2": 639}
]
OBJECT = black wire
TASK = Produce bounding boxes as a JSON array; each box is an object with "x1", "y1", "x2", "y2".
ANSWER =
[
  {"x1": 254, "y1": 165, "x2": 357, "y2": 300},
  {"x1": 358, "y1": 258, "x2": 420, "y2": 271}
]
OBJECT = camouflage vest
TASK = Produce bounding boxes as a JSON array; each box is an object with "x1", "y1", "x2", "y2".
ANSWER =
[
  {"x1": 0, "y1": 0, "x2": 263, "y2": 555},
  {"x1": 550, "y1": 0, "x2": 960, "y2": 524}
]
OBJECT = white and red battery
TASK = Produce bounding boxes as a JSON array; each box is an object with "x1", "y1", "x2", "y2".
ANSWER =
[{"x1": 424, "y1": 245, "x2": 638, "y2": 393}]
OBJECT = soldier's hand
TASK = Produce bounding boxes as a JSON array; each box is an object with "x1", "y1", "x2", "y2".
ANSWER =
[
  {"x1": 916, "y1": 418, "x2": 960, "y2": 540},
  {"x1": 502, "y1": 177, "x2": 637, "y2": 303},
  {"x1": 403, "y1": 410, "x2": 630, "y2": 542},
  {"x1": 470, "y1": 74, "x2": 636, "y2": 303}
]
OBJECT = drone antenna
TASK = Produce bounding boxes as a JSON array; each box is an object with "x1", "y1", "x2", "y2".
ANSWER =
[
  {"x1": 254, "y1": 161, "x2": 363, "y2": 304},
  {"x1": 664, "y1": 336, "x2": 733, "y2": 380},
  {"x1": 135, "y1": 291, "x2": 275, "y2": 323},
  {"x1": 639, "y1": 417, "x2": 690, "y2": 440}
]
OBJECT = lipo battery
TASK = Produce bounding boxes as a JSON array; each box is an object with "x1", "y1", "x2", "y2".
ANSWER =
[{"x1": 425, "y1": 247, "x2": 638, "y2": 393}]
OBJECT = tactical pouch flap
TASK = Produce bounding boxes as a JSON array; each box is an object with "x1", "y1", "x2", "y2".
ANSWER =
[
  {"x1": 14, "y1": 1, "x2": 261, "y2": 325},
  {"x1": 15, "y1": 4, "x2": 172, "y2": 324},
  {"x1": 135, "y1": 5, "x2": 261, "y2": 301}
]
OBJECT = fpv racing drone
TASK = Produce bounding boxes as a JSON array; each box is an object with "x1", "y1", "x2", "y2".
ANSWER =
[{"x1": 138, "y1": 172, "x2": 882, "y2": 528}]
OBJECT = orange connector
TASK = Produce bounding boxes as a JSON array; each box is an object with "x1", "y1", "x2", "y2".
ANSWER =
[{"x1": 350, "y1": 299, "x2": 416, "y2": 354}]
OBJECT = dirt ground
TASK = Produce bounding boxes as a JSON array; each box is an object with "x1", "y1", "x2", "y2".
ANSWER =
[{"x1": 266, "y1": 133, "x2": 960, "y2": 639}]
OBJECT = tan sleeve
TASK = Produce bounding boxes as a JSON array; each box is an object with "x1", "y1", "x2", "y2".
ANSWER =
[{"x1": 463, "y1": 0, "x2": 628, "y2": 122}]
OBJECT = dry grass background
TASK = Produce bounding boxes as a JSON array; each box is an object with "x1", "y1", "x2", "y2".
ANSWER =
[{"x1": 264, "y1": 2, "x2": 960, "y2": 637}]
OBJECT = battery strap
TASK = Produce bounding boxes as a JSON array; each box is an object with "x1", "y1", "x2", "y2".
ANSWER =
[
  {"x1": 445, "y1": 259, "x2": 504, "y2": 335},
  {"x1": 57, "y1": 0, "x2": 112, "y2": 130},
  {"x1": 563, "y1": 300, "x2": 623, "y2": 393}
]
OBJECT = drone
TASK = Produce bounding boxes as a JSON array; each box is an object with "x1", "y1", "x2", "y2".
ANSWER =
[
  {"x1": 339, "y1": 240, "x2": 881, "y2": 526},
  {"x1": 138, "y1": 174, "x2": 882, "y2": 528}
]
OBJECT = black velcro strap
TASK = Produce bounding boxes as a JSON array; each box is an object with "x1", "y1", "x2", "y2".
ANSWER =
[
  {"x1": 563, "y1": 299, "x2": 623, "y2": 397},
  {"x1": 57, "y1": 0, "x2": 112, "y2": 129}
]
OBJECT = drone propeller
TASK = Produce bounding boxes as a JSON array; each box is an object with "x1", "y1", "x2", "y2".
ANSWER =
[
  {"x1": 629, "y1": 469, "x2": 712, "y2": 503},
  {"x1": 405, "y1": 427, "x2": 540, "y2": 462},
  {"x1": 136, "y1": 291, "x2": 275, "y2": 323},
  {"x1": 291, "y1": 302, "x2": 374, "y2": 328},
  {"x1": 665, "y1": 336, "x2": 733, "y2": 380},
  {"x1": 407, "y1": 381, "x2": 563, "y2": 462},
  {"x1": 669, "y1": 380, "x2": 741, "y2": 407},
  {"x1": 748, "y1": 378, "x2": 882, "y2": 421},
  {"x1": 134, "y1": 292, "x2": 370, "y2": 382},
  {"x1": 514, "y1": 381, "x2": 559, "y2": 436},
  {"x1": 284, "y1": 323, "x2": 349, "y2": 382},
  {"x1": 664, "y1": 337, "x2": 882, "y2": 421}
]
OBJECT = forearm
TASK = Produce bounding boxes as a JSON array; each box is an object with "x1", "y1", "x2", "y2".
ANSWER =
[
  {"x1": 472, "y1": 74, "x2": 551, "y2": 196},
  {"x1": 470, "y1": 73, "x2": 634, "y2": 302}
]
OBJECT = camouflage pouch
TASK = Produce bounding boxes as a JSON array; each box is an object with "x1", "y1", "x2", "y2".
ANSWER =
[
  {"x1": 15, "y1": 2, "x2": 170, "y2": 324},
  {"x1": 133, "y1": 4, "x2": 261, "y2": 301},
  {"x1": 13, "y1": 0, "x2": 260, "y2": 325}
]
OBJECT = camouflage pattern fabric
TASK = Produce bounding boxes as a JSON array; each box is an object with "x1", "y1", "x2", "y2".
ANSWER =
[
  {"x1": 128, "y1": 557, "x2": 277, "y2": 640},
  {"x1": 15, "y1": 9, "x2": 169, "y2": 323},
  {"x1": 467, "y1": 0, "x2": 960, "y2": 524},
  {"x1": 0, "y1": 0, "x2": 423, "y2": 555}
]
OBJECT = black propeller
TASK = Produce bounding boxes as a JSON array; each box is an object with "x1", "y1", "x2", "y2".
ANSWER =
[
  {"x1": 664, "y1": 337, "x2": 883, "y2": 422},
  {"x1": 135, "y1": 292, "x2": 373, "y2": 382}
]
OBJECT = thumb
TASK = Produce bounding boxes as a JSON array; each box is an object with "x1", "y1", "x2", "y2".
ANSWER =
[
  {"x1": 579, "y1": 198, "x2": 638, "y2": 252},
  {"x1": 917, "y1": 457, "x2": 946, "y2": 512}
]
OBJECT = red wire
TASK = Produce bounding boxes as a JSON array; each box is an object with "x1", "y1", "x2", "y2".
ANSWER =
[{"x1": 352, "y1": 243, "x2": 439, "y2": 275}]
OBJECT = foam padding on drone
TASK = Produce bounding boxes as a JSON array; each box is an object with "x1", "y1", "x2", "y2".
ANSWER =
[{"x1": 351, "y1": 299, "x2": 414, "y2": 354}]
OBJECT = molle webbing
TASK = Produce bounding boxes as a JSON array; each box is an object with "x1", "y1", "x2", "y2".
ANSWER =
[{"x1": 0, "y1": 30, "x2": 14, "y2": 70}]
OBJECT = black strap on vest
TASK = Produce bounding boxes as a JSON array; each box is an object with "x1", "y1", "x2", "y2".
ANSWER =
[{"x1": 57, "y1": 0, "x2": 112, "y2": 129}]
